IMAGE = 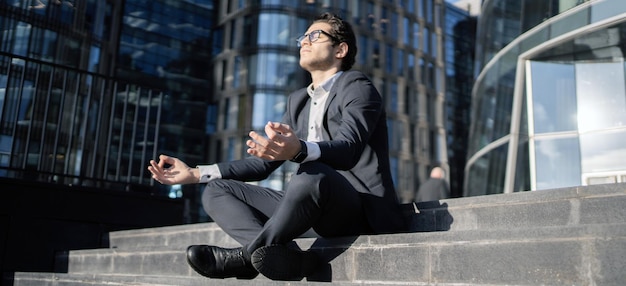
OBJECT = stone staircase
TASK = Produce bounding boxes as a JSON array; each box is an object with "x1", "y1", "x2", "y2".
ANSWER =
[{"x1": 7, "y1": 183, "x2": 626, "y2": 285}]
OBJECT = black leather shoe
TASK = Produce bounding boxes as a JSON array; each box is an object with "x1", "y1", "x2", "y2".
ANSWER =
[
  {"x1": 251, "y1": 244, "x2": 320, "y2": 281},
  {"x1": 186, "y1": 245, "x2": 258, "y2": 279}
]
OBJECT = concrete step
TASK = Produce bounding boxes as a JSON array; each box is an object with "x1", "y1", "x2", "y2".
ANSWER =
[
  {"x1": 106, "y1": 222, "x2": 240, "y2": 250},
  {"x1": 9, "y1": 184, "x2": 626, "y2": 286},
  {"x1": 8, "y1": 272, "x2": 425, "y2": 286},
  {"x1": 56, "y1": 223, "x2": 626, "y2": 285},
  {"x1": 107, "y1": 183, "x2": 626, "y2": 250}
]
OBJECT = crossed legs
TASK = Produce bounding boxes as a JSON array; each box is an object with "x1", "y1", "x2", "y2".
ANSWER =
[
  {"x1": 194, "y1": 162, "x2": 370, "y2": 279},
  {"x1": 202, "y1": 161, "x2": 370, "y2": 252}
]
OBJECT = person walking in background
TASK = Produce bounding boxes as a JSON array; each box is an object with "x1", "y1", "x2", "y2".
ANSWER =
[
  {"x1": 415, "y1": 167, "x2": 450, "y2": 202},
  {"x1": 147, "y1": 12, "x2": 406, "y2": 281}
]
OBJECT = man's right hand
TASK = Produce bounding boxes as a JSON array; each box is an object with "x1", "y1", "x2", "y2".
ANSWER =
[{"x1": 148, "y1": 154, "x2": 200, "y2": 185}]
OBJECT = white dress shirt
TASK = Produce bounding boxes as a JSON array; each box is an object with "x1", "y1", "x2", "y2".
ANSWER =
[{"x1": 300, "y1": 71, "x2": 343, "y2": 163}]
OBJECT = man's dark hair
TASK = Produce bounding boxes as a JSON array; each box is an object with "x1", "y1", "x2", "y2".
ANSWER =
[{"x1": 315, "y1": 12, "x2": 357, "y2": 71}]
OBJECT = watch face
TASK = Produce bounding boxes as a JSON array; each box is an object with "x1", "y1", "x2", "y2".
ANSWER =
[{"x1": 293, "y1": 152, "x2": 306, "y2": 163}]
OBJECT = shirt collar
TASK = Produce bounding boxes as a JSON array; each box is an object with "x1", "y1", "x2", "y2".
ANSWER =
[{"x1": 307, "y1": 71, "x2": 343, "y2": 97}]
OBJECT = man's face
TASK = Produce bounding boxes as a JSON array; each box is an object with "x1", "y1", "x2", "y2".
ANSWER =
[{"x1": 298, "y1": 22, "x2": 340, "y2": 72}]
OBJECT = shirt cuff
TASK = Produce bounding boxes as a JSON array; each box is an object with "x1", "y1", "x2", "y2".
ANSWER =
[
  {"x1": 197, "y1": 164, "x2": 222, "y2": 183},
  {"x1": 302, "y1": 141, "x2": 320, "y2": 163}
]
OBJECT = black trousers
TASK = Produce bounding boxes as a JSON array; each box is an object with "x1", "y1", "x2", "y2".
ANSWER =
[{"x1": 201, "y1": 162, "x2": 371, "y2": 256}]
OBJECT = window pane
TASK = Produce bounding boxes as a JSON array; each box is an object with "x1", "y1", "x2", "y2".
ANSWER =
[
  {"x1": 529, "y1": 61, "x2": 578, "y2": 133},
  {"x1": 534, "y1": 137, "x2": 581, "y2": 190},
  {"x1": 576, "y1": 62, "x2": 626, "y2": 132},
  {"x1": 257, "y1": 13, "x2": 306, "y2": 47},
  {"x1": 252, "y1": 93, "x2": 286, "y2": 129},
  {"x1": 580, "y1": 130, "x2": 626, "y2": 173},
  {"x1": 249, "y1": 53, "x2": 298, "y2": 88}
]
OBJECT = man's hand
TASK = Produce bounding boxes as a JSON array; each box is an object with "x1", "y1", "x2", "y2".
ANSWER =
[
  {"x1": 148, "y1": 154, "x2": 200, "y2": 185},
  {"x1": 246, "y1": 121, "x2": 301, "y2": 161}
]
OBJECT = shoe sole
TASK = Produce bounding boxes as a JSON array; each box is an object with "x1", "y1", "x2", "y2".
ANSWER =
[{"x1": 251, "y1": 245, "x2": 320, "y2": 281}]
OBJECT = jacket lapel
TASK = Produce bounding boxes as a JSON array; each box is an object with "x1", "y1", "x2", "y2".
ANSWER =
[
  {"x1": 321, "y1": 73, "x2": 345, "y2": 140},
  {"x1": 291, "y1": 89, "x2": 311, "y2": 139}
]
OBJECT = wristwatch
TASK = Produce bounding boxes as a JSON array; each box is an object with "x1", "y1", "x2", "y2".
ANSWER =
[{"x1": 290, "y1": 140, "x2": 308, "y2": 163}]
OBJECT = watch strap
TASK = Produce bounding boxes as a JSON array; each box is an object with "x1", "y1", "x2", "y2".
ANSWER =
[{"x1": 290, "y1": 140, "x2": 308, "y2": 163}]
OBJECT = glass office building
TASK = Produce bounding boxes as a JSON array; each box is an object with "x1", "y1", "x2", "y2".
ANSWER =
[
  {"x1": 466, "y1": 0, "x2": 626, "y2": 196},
  {"x1": 444, "y1": 3, "x2": 475, "y2": 198},
  {"x1": 0, "y1": 0, "x2": 214, "y2": 218}
]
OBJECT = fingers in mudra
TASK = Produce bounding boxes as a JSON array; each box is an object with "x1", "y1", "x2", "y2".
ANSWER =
[{"x1": 247, "y1": 138, "x2": 280, "y2": 159}]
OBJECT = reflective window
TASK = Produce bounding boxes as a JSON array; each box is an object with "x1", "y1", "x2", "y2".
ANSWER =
[
  {"x1": 403, "y1": 17, "x2": 410, "y2": 46},
  {"x1": 534, "y1": 136, "x2": 581, "y2": 190},
  {"x1": 390, "y1": 82, "x2": 398, "y2": 113},
  {"x1": 406, "y1": 0, "x2": 415, "y2": 14},
  {"x1": 226, "y1": 137, "x2": 236, "y2": 161},
  {"x1": 468, "y1": 66, "x2": 498, "y2": 155},
  {"x1": 206, "y1": 104, "x2": 218, "y2": 134},
  {"x1": 529, "y1": 61, "x2": 578, "y2": 133},
  {"x1": 248, "y1": 53, "x2": 299, "y2": 88},
  {"x1": 223, "y1": 96, "x2": 239, "y2": 131},
  {"x1": 242, "y1": 15, "x2": 257, "y2": 47},
  {"x1": 385, "y1": 44, "x2": 393, "y2": 73},
  {"x1": 425, "y1": 0, "x2": 433, "y2": 23},
  {"x1": 381, "y1": 7, "x2": 389, "y2": 34},
  {"x1": 413, "y1": 22, "x2": 420, "y2": 49},
  {"x1": 423, "y1": 27, "x2": 430, "y2": 54},
  {"x1": 12, "y1": 21, "x2": 30, "y2": 57},
  {"x1": 576, "y1": 62, "x2": 626, "y2": 132},
  {"x1": 85, "y1": 0, "x2": 112, "y2": 39},
  {"x1": 359, "y1": 35, "x2": 368, "y2": 66},
  {"x1": 118, "y1": 0, "x2": 212, "y2": 96},
  {"x1": 258, "y1": 13, "x2": 291, "y2": 46},
  {"x1": 233, "y1": 56, "x2": 243, "y2": 88},
  {"x1": 464, "y1": 143, "x2": 508, "y2": 196},
  {"x1": 390, "y1": 11, "x2": 398, "y2": 40},
  {"x1": 591, "y1": 0, "x2": 626, "y2": 23},
  {"x1": 580, "y1": 130, "x2": 626, "y2": 173},
  {"x1": 260, "y1": 0, "x2": 299, "y2": 7},
  {"x1": 252, "y1": 93, "x2": 286, "y2": 129}
]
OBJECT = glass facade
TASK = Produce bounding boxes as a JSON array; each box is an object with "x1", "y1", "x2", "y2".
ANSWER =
[
  {"x1": 466, "y1": 0, "x2": 626, "y2": 196},
  {"x1": 1, "y1": 0, "x2": 215, "y2": 221},
  {"x1": 1, "y1": 0, "x2": 121, "y2": 183},
  {"x1": 443, "y1": 3, "x2": 475, "y2": 198},
  {"x1": 115, "y1": 0, "x2": 215, "y2": 220}
]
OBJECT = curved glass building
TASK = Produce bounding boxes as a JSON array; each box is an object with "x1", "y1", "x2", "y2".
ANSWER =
[{"x1": 466, "y1": 0, "x2": 626, "y2": 196}]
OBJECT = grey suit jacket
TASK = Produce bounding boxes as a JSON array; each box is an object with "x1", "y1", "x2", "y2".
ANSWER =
[{"x1": 216, "y1": 70, "x2": 406, "y2": 234}]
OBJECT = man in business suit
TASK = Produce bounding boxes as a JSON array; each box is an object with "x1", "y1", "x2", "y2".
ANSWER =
[{"x1": 147, "y1": 12, "x2": 406, "y2": 281}]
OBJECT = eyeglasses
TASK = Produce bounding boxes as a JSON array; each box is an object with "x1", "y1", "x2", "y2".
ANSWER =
[{"x1": 296, "y1": 30, "x2": 338, "y2": 48}]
